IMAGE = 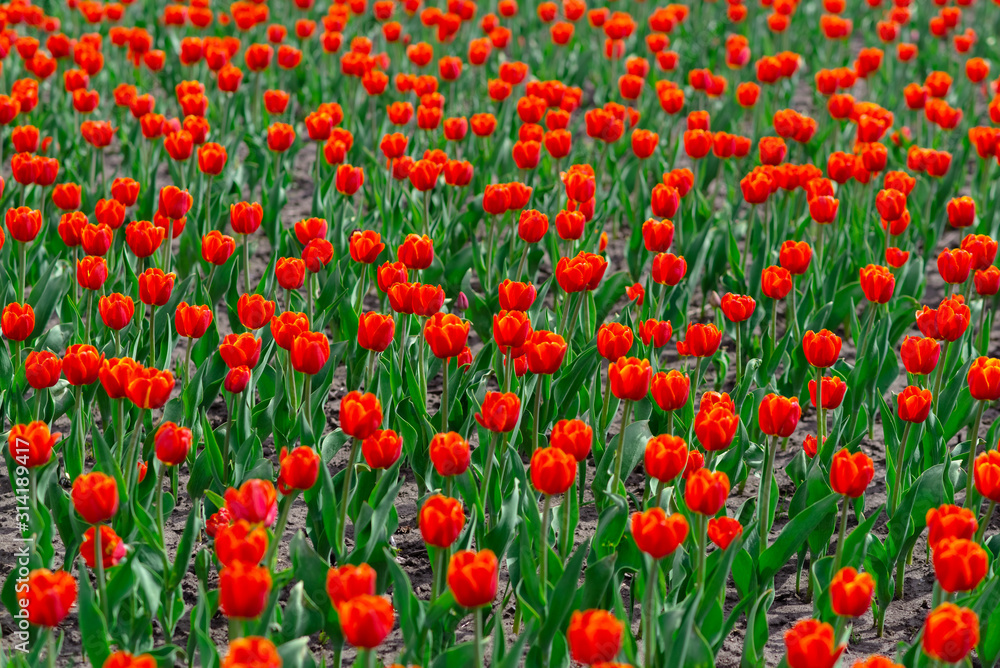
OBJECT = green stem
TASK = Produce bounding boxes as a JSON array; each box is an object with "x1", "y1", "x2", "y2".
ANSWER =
[
  {"x1": 397, "y1": 314, "x2": 408, "y2": 377},
  {"x1": 182, "y1": 337, "x2": 193, "y2": 390},
  {"x1": 889, "y1": 421, "x2": 913, "y2": 516},
  {"x1": 540, "y1": 494, "x2": 552, "y2": 605},
  {"x1": 532, "y1": 379, "x2": 543, "y2": 453},
  {"x1": 441, "y1": 360, "x2": 449, "y2": 432},
  {"x1": 125, "y1": 409, "x2": 146, "y2": 499},
  {"x1": 221, "y1": 382, "x2": 236, "y2": 474},
  {"x1": 84, "y1": 291, "x2": 94, "y2": 343},
  {"x1": 644, "y1": 556, "x2": 658, "y2": 668},
  {"x1": 932, "y1": 340, "x2": 950, "y2": 413},
  {"x1": 46, "y1": 628, "x2": 57, "y2": 668},
  {"x1": 515, "y1": 244, "x2": 529, "y2": 280},
  {"x1": 336, "y1": 438, "x2": 361, "y2": 556},
  {"x1": 964, "y1": 400, "x2": 986, "y2": 509},
  {"x1": 561, "y1": 484, "x2": 573, "y2": 559},
  {"x1": 600, "y1": 370, "x2": 613, "y2": 432},
  {"x1": 758, "y1": 436, "x2": 778, "y2": 554},
  {"x1": 149, "y1": 305, "x2": 156, "y2": 366},
  {"x1": 93, "y1": 522, "x2": 109, "y2": 621},
  {"x1": 480, "y1": 432, "x2": 500, "y2": 514},
  {"x1": 975, "y1": 501, "x2": 995, "y2": 543},
  {"x1": 418, "y1": 329, "x2": 427, "y2": 411},
  {"x1": 815, "y1": 367, "x2": 826, "y2": 448},
  {"x1": 697, "y1": 514, "x2": 708, "y2": 589},
  {"x1": 242, "y1": 234, "x2": 251, "y2": 295},
  {"x1": 473, "y1": 607, "x2": 484, "y2": 668},
  {"x1": 735, "y1": 324, "x2": 742, "y2": 385},
  {"x1": 18, "y1": 241, "x2": 26, "y2": 303},
  {"x1": 156, "y1": 464, "x2": 166, "y2": 540},
  {"x1": 611, "y1": 400, "x2": 633, "y2": 494},
  {"x1": 430, "y1": 546, "x2": 445, "y2": 601},
  {"x1": 75, "y1": 385, "x2": 85, "y2": 470},
  {"x1": 264, "y1": 492, "x2": 295, "y2": 569},
  {"x1": 832, "y1": 496, "x2": 849, "y2": 576}
]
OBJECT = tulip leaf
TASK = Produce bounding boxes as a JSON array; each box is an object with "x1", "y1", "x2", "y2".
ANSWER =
[
  {"x1": 759, "y1": 492, "x2": 839, "y2": 584},
  {"x1": 537, "y1": 543, "x2": 587, "y2": 644},
  {"x1": 276, "y1": 637, "x2": 317, "y2": 668},
  {"x1": 279, "y1": 583, "x2": 325, "y2": 646},
  {"x1": 77, "y1": 556, "x2": 111, "y2": 667}
]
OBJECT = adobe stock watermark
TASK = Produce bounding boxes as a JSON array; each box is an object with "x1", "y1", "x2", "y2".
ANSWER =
[{"x1": 9, "y1": 436, "x2": 34, "y2": 653}]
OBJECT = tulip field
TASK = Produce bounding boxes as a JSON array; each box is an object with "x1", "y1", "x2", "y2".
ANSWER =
[{"x1": 4, "y1": 0, "x2": 1000, "y2": 666}]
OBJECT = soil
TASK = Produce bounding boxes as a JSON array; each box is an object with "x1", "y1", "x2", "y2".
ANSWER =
[{"x1": 1, "y1": 128, "x2": 997, "y2": 668}]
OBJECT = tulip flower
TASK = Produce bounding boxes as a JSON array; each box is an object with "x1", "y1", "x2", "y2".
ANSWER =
[
  {"x1": 757, "y1": 394, "x2": 800, "y2": 550},
  {"x1": 430, "y1": 432, "x2": 471, "y2": 483},
  {"x1": 530, "y1": 445, "x2": 575, "y2": 597},
  {"x1": 708, "y1": 517, "x2": 743, "y2": 550},
  {"x1": 922, "y1": 603, "x2": 979, "y2": 664},
  {"x1": 567, "y1": 609, "x2": 623, "y2": 665},
  {"x1": 962, "y1": 357, "x2": 1000, "y2": 509},
  {"x1": 784, "y1": 619, "x2": 844, "y2": 668},
  {"x1": 326, "y1": 563, "x2": 377, "y2": 610},
  {"x1": 447, "y1": 548, "x2": 497, "y2": 666},
  {"x1": 17, "y1": 568, "x2": 77, "y2": 656},
  {"x1": 830, "y1": 567, "x2": 874, "y2": 618}
]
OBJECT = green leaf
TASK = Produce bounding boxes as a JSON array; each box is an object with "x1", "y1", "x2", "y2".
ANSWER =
[
  {"x1": 77, "y1": 558, "x2": 111, "y2": 667},
  {"x1": 759, "y1": 493, "x2": 839, "y2": 583}
]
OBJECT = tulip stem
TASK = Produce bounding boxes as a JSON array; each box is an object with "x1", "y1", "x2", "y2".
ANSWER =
[
  {"x1": 889, "y1": 422, "x2": 913, "y2": 516},
  {"x1": 242, "y1": 234, "x2": 251, "y2": 295},
  {"x1": 182, "y1": 337, "x2": 193, "y2": 389},
  {"x1": 353, "y1": 265, "x2": 367, "y2": 314},
  {"x1": 125, "y1": 409, "x2": 146, "y2": 500},
  {"x1": 75, "y1": 385, "x2": 85, "y2": 471},
  {"x1": 734, "y1": 323, "x2": 743, "y2": 386},
  {"x1": 561, "y1": 485, "x2": 573, "y2": 559},
  {"x1": 264, "y1": 492, "x2": 295, "y2": 570},
  {"x1": 931, "y1": 340, "x2": 950, "y2": 413},
  {"x1": 473, "y1": 607, "x2": 484, "y2": 668},
  {"x1": 480, "y1": 432, "x2": 499, "y2": 514},
  {"x1": 758, "y1": 435, "x2": 778, "y2": 553},
  {"x1": 644, "y1": 556, "x2": 658, "y2": 668},
  {"x1": 17, "y1": 241, "x2": 25, "y2": 303},
  {"x1": 611, "y1": 400, "x2": 633, "y2": 495},
  {"x1": 156, "y1": 463, "x2": 167, "y2": 541},
  {"x1": 397, "y1": 315, "x2": 408, "y2": 379},
  {"x1": 148, "y1": 305, "x2": 156, "y2": 367},
  {"x1": 93, "y1": 522, "x2": 109, "y2": 621},
  {"x1": 539, "y1": 494, "x2": 552, "y2": 605},
  {"x1": 46, "y1": 628, "x2": 57, "y2": 668},
  {"x1": 532, "y1": 379, "x2": 542, "y2": 454},
  {"x1": 430, "y1": 546, "x2": 445, "y2": 602},
  {"x1": 696, "y1": 513, "x2": 708, "y2": 590},
  {"x1": 84, "y1": 291, "x2": 94, "y2": 343},
  {"x1": 557, "y1": 292, "x2": 573, "y2": 340},
  {"x1": 831, "y1": 496, "x2": 849, "y2": 576},
  {"x1": 336, "y1": 438, "x2": 361, "y2": 557},
  {"x1": 600, "y1": 370, "x2": 612, "y2": 433},
  {"x1": 418, "y1": 333, "x2": 427, "y2": 411},
  {"x1": 690, "y1": 358, "x2": 704, "y2": 417},
  {"x1": 964, "y1": 400, "x2": 986, "y2": 509},
  {"x1": 976, "y1": 501, "x2": 995, "y2": 543},
  {"x1": 300, "y1": 375, "x2": 312, "y2": 439},
  {"x1": 204, "y1": 175, "x2": 213, "y2": 235},
  {"x1": 769, "y1": 300, "x2": 778, "y2": 345},
  {"x1": 815, "y1": 368, "x2": 825, "y2": 452},
  {"x1": 223, "y1": 393, "x2": 233, "y2": 484},
  {"x1": 440, "y1": 361, "x2": 449, "y2": 433},
  {"x1": 515, "y1": 245, "x2": 528, "y2": 281}
]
